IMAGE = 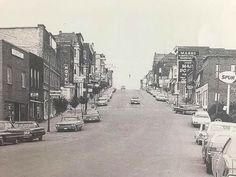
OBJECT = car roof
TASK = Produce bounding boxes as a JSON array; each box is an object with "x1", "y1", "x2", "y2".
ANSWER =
[
  {"x1": 210, "y1": 122, "x2": 236, "y2": 126},
  {"x1": 14, "y1": 121, "x2": 36, "y2": 124}
]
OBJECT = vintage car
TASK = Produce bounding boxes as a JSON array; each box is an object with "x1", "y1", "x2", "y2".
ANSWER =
[
  {"x1": 97, "y1": 97, "x2": 108, "y2": 106},
  {"x1": 130, "y1": 97, "x2": 141, "y2": 104},
  {"x1": 192, "y1": 110, "x2": 211, "y2": 127},
  {"x1": 56, "y1": 116, "x2": 84, "y2": 132},
  {"x1": 0, "y1": 121, "x2": 24, "y2": 145},
  {"x1": 14, "y1": 121, "x2": 45, "y2": 141},
  {"x1": 203, "y1": 132, "x2": 230, "y2": 174},
  {"x1": 212, "y1": 133, "x2": 236, "y2": 177},
  {"x1": 174, "y1": 104, "x2": 198, "y2": 114},
  {"x1": 194, "y1": 123, "x2": 209, "y2": 145},
  {"x1": 83, "y1": 109, "x2": 101, "y2": 122},
  {"x1": 156, "y1": 94, "x2": 167, "y2": 102}
]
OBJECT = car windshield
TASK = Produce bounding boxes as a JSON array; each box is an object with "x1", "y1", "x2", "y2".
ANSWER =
[
  {"x1": 0, "y1": 122, "x2": 12, "y2": 130},
  {"x1": 14, "y1": 123, "x2": 38, "y2": 128},
  {"x1": 62, "y1": 117, "x2": 78, "y2": 121},
  {"x1": 195, "y1": 112, "x2": 209, "y2": 118},
  {"x1": 99, "y1": 98, "x2": 107, "y2": 101}
]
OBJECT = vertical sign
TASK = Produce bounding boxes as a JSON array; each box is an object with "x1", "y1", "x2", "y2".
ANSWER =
[
  {"x1": 177, "y1": 60, "x2": 193, "y2": 83},
  {"x1": 64, "y1": 64, "x2": 69, "y2": 85}
]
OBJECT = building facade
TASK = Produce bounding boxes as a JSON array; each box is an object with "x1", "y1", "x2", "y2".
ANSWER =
[
  {"x1": 0, "y1": 24, "x2": 61, "y2": 119},
  {"x1": 0, "y1": 40, "x2": 29, "y2": 121}
]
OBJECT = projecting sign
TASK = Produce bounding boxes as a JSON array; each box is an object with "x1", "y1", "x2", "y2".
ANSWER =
[
  {"x1": 219, "y1": 71, "x2": 236, "y2": 84},
  {"x1": 64, "y1": 64, "x2": 69, "y2": 85},
  {"x1": 178, "y1": 60, "x2": 193, "y2": 83}
]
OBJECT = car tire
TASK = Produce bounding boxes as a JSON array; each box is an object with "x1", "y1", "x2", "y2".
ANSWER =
[
  {"x1": 206, "y1": 161, "x2": 212, "y2": 174},
  {"x1": 39, "y1": 136, "x2": 43, "y2": 141}
]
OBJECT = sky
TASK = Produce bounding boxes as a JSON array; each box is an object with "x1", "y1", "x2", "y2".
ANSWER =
[{"x1": 1, "y1": 0, "x2": 236, "y2": 89}]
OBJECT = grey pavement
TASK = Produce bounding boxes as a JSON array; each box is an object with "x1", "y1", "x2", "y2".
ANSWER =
[{"x1": 0, "y1": 89, "x2": 211, "y2": 177}]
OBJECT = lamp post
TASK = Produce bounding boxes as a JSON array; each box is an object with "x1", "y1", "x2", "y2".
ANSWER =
[{"x1": 47, "y1": 58, "x2": 51, "y2": 132}]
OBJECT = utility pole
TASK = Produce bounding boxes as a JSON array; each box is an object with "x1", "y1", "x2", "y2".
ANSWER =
[
  {"x1": 216, "y1": 60, "x2": 220, "y2": 115},
  {"x1": 84, "y1": 60, "x2": 91, "y2": 114}
]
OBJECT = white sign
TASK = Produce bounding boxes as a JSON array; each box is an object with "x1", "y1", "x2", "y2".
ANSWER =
[
  {"x1": 11, "y1": 49, "x2": 24, "y2": 59},
  {"x1": 219, "y1": 71, "x2": 236, "y2": 84}
]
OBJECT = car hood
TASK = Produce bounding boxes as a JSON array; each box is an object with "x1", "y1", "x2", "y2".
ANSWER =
[
  {"x1": 0, "y1": 128, "x2": 24, "y2": 134},
  {"x1": 192, "y1": 117, "x2": 211, "y2": 122}
]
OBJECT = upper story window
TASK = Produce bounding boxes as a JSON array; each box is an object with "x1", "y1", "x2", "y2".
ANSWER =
[
  {"x1": 30, "y1": 68, "x2": 33, "y2": 87},
  {"x1": 216, "y1": 64, "x2": 220, "y2": 78},
  {"x1": 21, "y1": 73, "x2": 25, "y2": 88},
  {"x1": 231, "y1": 65, "x2": 235, "y2": 72},
  {"x1": 7, "y1": 67, "x2": 13, "y2": 84}
]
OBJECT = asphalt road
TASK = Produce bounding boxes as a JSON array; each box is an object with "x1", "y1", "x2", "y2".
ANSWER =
[{"x1": 0, "y1": 90, "x2": 211, "y2": 177}]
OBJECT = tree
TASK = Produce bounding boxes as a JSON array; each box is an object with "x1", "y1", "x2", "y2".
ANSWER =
[
  {"x1": 53, "y1": 97, "x2": 68, "y2": 115},
  {"x1": 70, "y1": 95, "x2": 79, "y2": 108}
]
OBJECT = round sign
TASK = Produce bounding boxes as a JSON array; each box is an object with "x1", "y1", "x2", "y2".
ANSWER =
[{"x1": 219, "y1": 71, "x2": 236, "y2": 84}]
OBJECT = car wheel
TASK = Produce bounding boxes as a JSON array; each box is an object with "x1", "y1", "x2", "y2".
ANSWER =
[
  {"x1": 39, "y1": 136, "x2": 43, "y2": 141},
  {"x1": 206, "y1": 161, "x2": 212, "y2": 174}
]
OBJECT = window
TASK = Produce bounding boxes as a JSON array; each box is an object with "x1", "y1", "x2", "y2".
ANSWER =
[
  {"x1": 30, "y1": 68, "x2": 33, "y2": 87},
  {"x1": 7, "y1": 67, "x2": 12, "y2": 84},
  {"x1": 231, "y1": 65, "x2": 235, "y2": 72},
  {"x1": 34, "y1": 69, "x2": 37, "y2": 88},
  {"x1": 74, "y1": 49, "x2": 76, "y2": 57},
  {"x1": 37, "y1": 71, "x2": 40, "y2": 88},
  {"x1": 216, "y1": 64, "x2": 220, "y2": 78},
  {"x1": 21, "y1": 73, "x2": 25, "y2": 88}
]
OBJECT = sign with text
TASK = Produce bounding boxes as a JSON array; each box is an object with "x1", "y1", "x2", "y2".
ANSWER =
[
  {"x1": 178, "y1": 60, "x2": 193, "y2": 83},
  {"x1": 64, "y1": 64, "x2": 69, "y2": 85},
  {"x1": 178, "y1": 51, "x2": 199, "y2": 56},
  {"x1": 219, "y1": 71, "x2": 236, "y2": 84}
]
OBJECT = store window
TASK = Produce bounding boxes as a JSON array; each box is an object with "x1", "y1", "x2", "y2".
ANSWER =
[{"x1": 215, "y1": 64, "x2": 220, "y2": 78}]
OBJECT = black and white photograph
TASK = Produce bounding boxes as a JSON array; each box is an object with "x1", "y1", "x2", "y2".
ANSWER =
[{"x1": 1, "y1": 0, "x2": 236, "y2": 177}]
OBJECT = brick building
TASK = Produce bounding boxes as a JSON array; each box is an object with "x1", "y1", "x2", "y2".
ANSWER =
[
  {"x1": 54, "y1": 31, "x2": 85, "y2": 98},
  {"x1": 29, "y1": 53, "x2": 44, "y2": 121},
  {"x1": 195, "y1": 56, "x2": 236, "y2": 110},
  {"x1": 0, "y1": 24, "x2": 61, "y2": 119},
  {"x1": 0, "y1": 40, "x2": 29, "y2": 121}
]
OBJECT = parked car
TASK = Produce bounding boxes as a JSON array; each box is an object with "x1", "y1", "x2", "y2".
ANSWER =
[
  {"x1": 0, "y1": 121, "x2": 24, "y2": 145},
  {"x1": 83, "y1": 108, "x2": 101, "y2": 122},
  {"x1": 130, "y1": 97, "x2": 141, "y2": 104},
  {"x1": 174, "y1": 104, "x2": 198, "y2": 114},
  {"x1": 201, "y1": 122, "x2": 236, "y2": 163},
  {"x1": 14, "y1": 121, "x2": 45, "y2": 141},
  {"x1": 56, "y1": 116, "x2": 84, "y2": 132},
  {"x1": 156, "y1": 94, "x2": 167, "y2": 102},
  {"x1": 194, "y1": 122, "x2": 209, "y2": 145},
  {"x1": 121, "y1": 85, "x2": 126, "y2": 90},
  {"x1": 203, "y1": 132, "x2": 230, "y2": 174},
  {"x1": 192, "y1": 110, "x2": 211, "y2": 127},
  {"x1": 97, "y1": 97, "x2": 108, "y2": 106},
  {"x1": 212, "y1": 133, "x2": 236, "y2": 177}
]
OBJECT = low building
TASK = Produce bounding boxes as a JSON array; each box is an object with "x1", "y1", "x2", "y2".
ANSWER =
[{"x1": 0, "y1": 40, "x2": 29, "y2": 121}]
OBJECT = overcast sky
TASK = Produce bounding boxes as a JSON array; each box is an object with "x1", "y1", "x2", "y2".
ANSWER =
[{"x1": 1, "y1": 0, "x2": 236, "y2": 89}]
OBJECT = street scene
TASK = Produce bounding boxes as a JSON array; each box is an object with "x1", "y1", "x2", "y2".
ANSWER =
[
  {"x1": 0, "y1": 89, "x2": 210, "y2": 177},
  {"x1": 2, "y1": 0, "x2": 236, "y2": 177}
]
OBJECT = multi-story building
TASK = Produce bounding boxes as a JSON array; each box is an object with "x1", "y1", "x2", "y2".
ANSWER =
[
  {"x1": 0, "y1": 40, "x2": 29, "y2": 121},
  {"x1": 54, "y1": 31, "x2": 85, "y2": 98},
  {"x1": 29, "y1": 53, "x2": 44, "y2": 121},
  {"x1": 0, "y1": 24, "x2": 61, "y2": 119}
]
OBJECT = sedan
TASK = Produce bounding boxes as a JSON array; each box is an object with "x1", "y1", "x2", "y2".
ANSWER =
[
  {"x1": 156, "y1": 94, "x2": 167, "y2": 102},
  {"x1": 83, "y1": 109, "x2": 101, "y2": 123},
  {"x1": 56, "y1": 116, "x2": 84, "y2": 132},
  {"x1": 14, "y1": 121, "x2": 46, "y2": 141},
  {"x1": 192, "y1": 110, "x2": 211, "y2": 127},
  {"x1": 97, "y1": 97, "x2": 108, "y2": 106},
  {"x1": 130, "y1": 97, "x2": 141, "y2": 104},
  {"x1": 0, "y1": 121, "x2": 24, "y2": 145}
]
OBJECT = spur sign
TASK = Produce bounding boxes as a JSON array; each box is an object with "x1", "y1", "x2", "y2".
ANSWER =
[{"x1": 219, "y1": 71, "x2": 236, "y2": 84}]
